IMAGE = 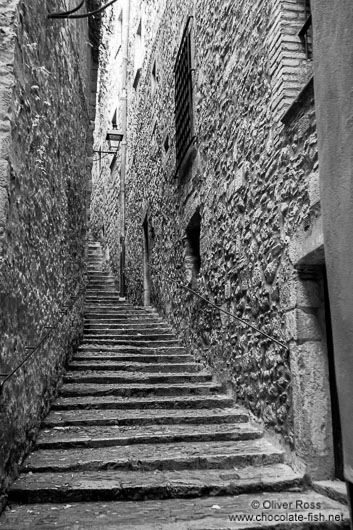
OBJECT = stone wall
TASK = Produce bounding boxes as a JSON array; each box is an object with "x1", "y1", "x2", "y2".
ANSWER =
[
  {"x1": 92, "y1": 0, "x2": 336, "y2": 478},
  {"x1": 0, "y1": 0, "x2": 99, "y2": 500}
]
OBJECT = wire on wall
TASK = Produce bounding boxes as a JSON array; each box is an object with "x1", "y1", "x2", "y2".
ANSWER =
[
  {"x1": 48, "y1": 0, "x2": 85, "y2": 18},
  {"x1": 48, "y1": 0, "x2": 119, "y2": 19}
]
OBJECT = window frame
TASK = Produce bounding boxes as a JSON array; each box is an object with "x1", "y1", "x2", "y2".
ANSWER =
[{"x1": 174, "y1": 16, "x2": 196, "y2": 171}]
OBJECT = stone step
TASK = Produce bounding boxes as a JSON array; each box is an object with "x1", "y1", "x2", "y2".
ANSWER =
[
  {"x1": 63, "y1": 371, "x2": 212, "y2": 385},
  {"x1": 86, "y1": 289, "x2": 119, "y2": 294},
  {"x1": 21, "y1": 439, "x2": 284, "y2": 473},
  {"x1": 84, "y1": 309, "x2": 162, "y2": 317},
  {"x1": 87, "y1": 280, "x2": 115, "y2": 285},
  {"x1": 73, "y1": 353, "x2": 193, "y2": 363},
  {"x1": 59, "y1": 381, "x2": 224, "y2": 398},
  {"x1": 87, "y1": 277, "x2": 115, "y2": 283},
  {"x1": 85, "y1": 292, "x2": 119, "y2": 296},
  {"x1": 84, "y1": 316, "x2": 166, "y2": 324},
  {"x1": 36, "y1": 422, "x2": 263, "y2": 450},
  {"x1": 82, "y1": 332, "x2": 177, "y2": 341},
  {"x1": 7, "y1": 465, "x2": 310, "y2": 506},
  {"x1": 84, "y1": 319, "x2": 171, "y2": 333},
  {"x1": 87, "y1": 278, "x2": 115, "y2": 282},
  {"x1": 81, "y1": 339, "x2": 180, "y2": 348},
  {"x1": 68, "y1": 361, "x2": 201, "y2": 372},
  {"x1": 84, "y1": 303, "x2": 156, "y2": 309},
  {"x1": 83, "y1": 312, "x2": 163, "y2": 319},
  {"x1": 83, "y1": 327, "x2": 175, "y2": 335},
  {"x1": 84, "y1": 296, "x2": 130, "y2": 302},
  {"x1": 77, "y1": 345, "x2": 186, "y2": 354},
  {"x1": 48, "y1": 396, "x2": 236, "y2": 414},
  {"x1": 86, "y1": 288, "x2": 118, "y2": 293},
  {"x1": 81, "y1": 339, "x2": 180, "y2": 347},
  {"x1": 84, "y1": 327, "x2": 172, "y2": 335}
]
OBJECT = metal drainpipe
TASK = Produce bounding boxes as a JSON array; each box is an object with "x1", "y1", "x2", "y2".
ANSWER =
[{"x1": 119, "y1": 0, "x2": 130, "y2": 298}]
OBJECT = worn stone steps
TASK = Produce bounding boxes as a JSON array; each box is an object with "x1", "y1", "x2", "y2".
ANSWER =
[
  {"x1": 84, "y1": 309, "x2": 160, "y2": 316},
  {"x1": 7, "y1": 465, "x2": 307, "y2": 505},
  {"x1": 82, "y1": 339, "x2": 180, "y2": 348},
  {"x1": 84, "y1": 302, "x2": 156, "y2": 309},
  {"x1": 73, "y1": 352, "x2": 194, "y2": 363},
  {"x1": 84, "y1": 300, "x2": 131, "y2": 305},
  {"x1": 77, "y1": 344, "x2": 187, "y2": 354},
  {"x1": 36, "y1": 422, "x2": 263, "y2": 450},
  {"x1": 87, "y1": 280, "x2": 116, "y2": 285},
  {"x1": 84, "y1": 322, "x2": 171, "y2": 329},
  {"x1": 59, "y1": 381, "x2": 224, "y2": 398},
  {"x1": 84, "y1": 327, "x2": 173, "y2": 336},
  {"x1": 44, "y1": 406, "x2": 248, "y2": 425},
  {"x1": 68, "y1": 361, "x2": 201, "y2": 372},
  {"x1": 87, "y1": 278, "x2": 115, "y2": 283},
  {"x1": 21, "y1": 439, "x2": 284, "y2": 474},
  {"x1": 50, "y1": 395, "x2": 235, "y2": 412},
  {"x1": 63, "y1": 370, "x2": 212, "y2": 385},
  {"x1": 84, "y1": 298, "x2": 138, "y2": 304},
  {"x1": 84, "y1": 311, "x2": 163, "y2": 318},
  {"x1": 82, "y1": 331, "x2": 177, "y2": 340},
  {"x1": 5, "y1": 241, "x2": 344, "y2": 529},
  {"x1": 82, "y1": 340, "x2": 181, "y2": 348},
  {"x1": 87, "y1": 279, "x2": 115, "y2": 283},
  {"x1": 84, "y1": 316, "x2": 167, "y2": 324}
]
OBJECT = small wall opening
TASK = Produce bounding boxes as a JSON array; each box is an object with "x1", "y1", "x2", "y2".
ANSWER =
[
  {"x1": 184, "y1": 210, "x2": 201, "y2": 286},
  {"x1": 151, "y1": 59, "x2": 157, "y2": 94}
]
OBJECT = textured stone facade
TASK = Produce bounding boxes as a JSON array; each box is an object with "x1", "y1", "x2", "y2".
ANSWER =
[
  {"x1": 0, "y1": 0, "x2": 99, "y2": 499},
  {"x1": 92, "y1": 0, "x2": 336, "y2": 479}
]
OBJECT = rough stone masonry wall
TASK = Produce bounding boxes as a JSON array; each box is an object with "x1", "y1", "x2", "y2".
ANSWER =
[
  {"x1": 91, "y1": 0, "x2": 321, "y2": 466},
  {"x1": 0, "y1": 0, "x2": 97, "y2": 501},
  {"x1": 122, "y1": 0, "x2": 318, "y2": 450}
]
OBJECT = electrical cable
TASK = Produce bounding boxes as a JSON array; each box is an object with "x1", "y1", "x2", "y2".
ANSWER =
[
  {"x1": 92, "y1": 153, "x2": 115, "y2": 162},
  {"x1": 47, "y1": 0, "x2": 84, "y2": 18},
  {"x1": 48, "y1": 0, "x2": 119, "y2": 19}
]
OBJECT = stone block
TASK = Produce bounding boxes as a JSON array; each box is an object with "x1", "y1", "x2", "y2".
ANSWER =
[
  {"x1": 308, "y1": 171, "x2": 321, "y2": 207},
  {"x1": 290, "y1": 341, "x2": 334, "y2": 479},
  {"x1": 285, "y1": 308, "x2": 321, "y2": 342},
  {"x1": 0, "y1": 158, "x2": 9, "y2": 187}
]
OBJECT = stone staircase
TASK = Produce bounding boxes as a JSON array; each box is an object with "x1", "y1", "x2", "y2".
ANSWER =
[{"x1": 1, "y1": 242, "x2": 349, "y2": 528}]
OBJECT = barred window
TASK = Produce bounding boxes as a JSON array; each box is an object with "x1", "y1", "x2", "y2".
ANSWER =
[{"x1": 174, "y1": 16, "x2": 195, "y2": 169}]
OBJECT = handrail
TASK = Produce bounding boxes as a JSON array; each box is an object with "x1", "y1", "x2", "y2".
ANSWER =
[
  {"x1": 0, "y1": 280, "x2": 88, "y2": 397},
  {"x1": 150, "y1": 270, "x2": 289, "y2": 351}
]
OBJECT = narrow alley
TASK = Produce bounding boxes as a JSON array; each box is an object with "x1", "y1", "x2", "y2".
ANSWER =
[
  {"x1": 1, "y1": 0, "x2": 353, "y2": 528},
  {"x1": 0, "y1": 242, "x2": 349, "y2": 528}
]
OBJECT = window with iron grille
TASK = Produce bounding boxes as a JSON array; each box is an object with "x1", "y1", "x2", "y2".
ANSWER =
[
  {"x1": 298, "y1": 0, "x2": 312, "y2": 59},
  {"x1": 174, "y1": 16, "x2": 195, "y2": 169}
]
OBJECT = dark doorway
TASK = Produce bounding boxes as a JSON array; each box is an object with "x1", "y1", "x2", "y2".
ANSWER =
[
  {"x1": 142, "y1": 217, "x2": 151, "y2": 306},
  {"x1": 185, "y1": 210, "x2": 201, "y2": 285}
]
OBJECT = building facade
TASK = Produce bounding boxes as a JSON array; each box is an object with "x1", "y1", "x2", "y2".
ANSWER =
[
  {"x1": 0, "y1": 0, "x2": 100, "y2": 504},
  {"x1": 91, "y1": 0, "x2": 342, "y2": 482}
]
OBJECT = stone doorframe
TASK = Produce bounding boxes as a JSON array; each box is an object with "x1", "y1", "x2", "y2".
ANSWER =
[{"x1": 284, "y1": 214, "x2": 335, "y2": 479}]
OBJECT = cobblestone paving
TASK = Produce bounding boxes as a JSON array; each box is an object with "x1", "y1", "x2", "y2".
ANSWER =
[{"x1": 0, "y1": 242, "x2": 349, "y2": 529}]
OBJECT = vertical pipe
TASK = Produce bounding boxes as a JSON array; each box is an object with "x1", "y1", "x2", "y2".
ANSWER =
[{"x1": 119, "y1": 0, "x2": 130, "y2": 297}]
